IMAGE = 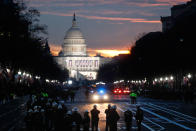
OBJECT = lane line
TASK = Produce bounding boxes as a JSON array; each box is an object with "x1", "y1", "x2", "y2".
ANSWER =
[
  {"x1": 149, "y1": 103, "x2": 196, "y2": 121},
  {"x1": 118, "y1": 106, "x2": 156, "y2": 131},
  {"x1": 144, "y1": 103, "x2": 196, "y2": 123},
  {"x1": 139, "y1": 106, "x2": 195, "y2": 130},
  {"x1": 121, "y1": 104, "x2": 165, "y2": 131}
]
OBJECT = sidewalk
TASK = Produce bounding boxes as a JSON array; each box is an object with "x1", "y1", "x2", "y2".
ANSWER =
[{"x1": 0, "y1": 96, "x2": 28, "y2": 131}]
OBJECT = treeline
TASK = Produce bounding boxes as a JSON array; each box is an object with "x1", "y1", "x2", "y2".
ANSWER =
[
  {"x1": 0, "y1": 0, "x2": 68, "y2": 81},
  {"x1": 98, "y1": 6, "x2": 196, "y2": 82}
]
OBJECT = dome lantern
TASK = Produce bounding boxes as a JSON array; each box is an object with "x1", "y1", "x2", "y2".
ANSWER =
[
  {"x1": 72, "y1": 13, "x2": 77, "y2": 27},
  {"x1": 62, "y1": 13, "x2": 87, "y2": 56}
]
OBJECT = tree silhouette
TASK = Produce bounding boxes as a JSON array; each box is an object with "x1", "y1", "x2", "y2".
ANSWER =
[{"x1": 0, "y1": 0, "x2": 68, "y2": 81}]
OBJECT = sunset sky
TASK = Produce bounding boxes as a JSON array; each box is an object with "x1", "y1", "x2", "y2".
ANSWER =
[{"x1": 25, "y1": 0, "x2": 189, "y2": 57}]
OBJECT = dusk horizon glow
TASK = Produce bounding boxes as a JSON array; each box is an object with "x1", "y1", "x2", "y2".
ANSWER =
[
  {"x1": 49, "y1": 44, "x2": 130, "y2": 57},
  {"x1": 24, "y1": 0, "x2": 190, "y2": 56}
]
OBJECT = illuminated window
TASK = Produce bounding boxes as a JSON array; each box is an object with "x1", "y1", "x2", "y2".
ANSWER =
[
  {"x1": 69, "y1": 60, "x2": 72, "y2": 67},
  {"x1": 95, "y1": 60, "x2": 98, "y2": 67}
]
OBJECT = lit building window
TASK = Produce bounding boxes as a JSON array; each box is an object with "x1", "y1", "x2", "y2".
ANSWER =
[
  {"x1": 69, "y1": 60, "x2": 72, "y2": 67},
  {"x1": 94, "y1": 60, "x2": 98, "y2": 67}
]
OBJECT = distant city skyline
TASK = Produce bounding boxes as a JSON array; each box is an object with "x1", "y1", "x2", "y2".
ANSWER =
[{"x1": 24, "y1": 0, "x2": 190, "y2": 57}]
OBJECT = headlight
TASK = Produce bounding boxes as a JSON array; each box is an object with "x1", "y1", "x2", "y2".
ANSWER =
[
  {"x1": 103, "y1": 95, "x2": 108, "y2": 100},
  {"x1": 93, "y1": 95, "x2": 99, "y2": 100}
]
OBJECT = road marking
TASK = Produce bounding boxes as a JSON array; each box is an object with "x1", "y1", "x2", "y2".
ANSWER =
[
  {"x1": 139, "y1": 106, "x2": 195, "y2": 130},
  {"x1": 118, "y1": 106, "x2": 157, "y2": 131},
  {"x1": 123, "y1": 103, "x2": 165, "y2": 130},
  {"x1": 80, "y1": 128, "x2": 100, "y2": 131},
  {"x1": 147, "y1": 103, "x2": 196, "y2": 123}
]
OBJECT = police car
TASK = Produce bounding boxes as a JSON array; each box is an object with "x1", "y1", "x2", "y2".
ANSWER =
[{"x1": 92, "y1": 88, "x2": 109, "y2": 101}]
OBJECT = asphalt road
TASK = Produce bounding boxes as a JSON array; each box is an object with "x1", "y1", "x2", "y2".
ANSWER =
[
  {"x1": 67, "y1": 88, "x2": 196, "y2": 131},
  {"x1": 0, "y1": 89, "x2": 196, "y2": 131}
]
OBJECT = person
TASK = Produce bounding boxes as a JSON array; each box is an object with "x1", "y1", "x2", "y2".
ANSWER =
[
  {"x1": 135, "y1": 106, "x2": 143, "y2": 131},
  {"x1": 72, "y1": 107, "x2": 82, "y2": 131},
  {"x1": 90, "y1": 105, "x2": 100, "y2": 131},
  {"x1": 85, "y1": 89, "x2": 89, "y2": 99},
  {"x1": 105, "y1": 104, "x2": 111, "y2": 131},
  {"x1": 64, "y1": 111, "x2": 73, "y2": 131},
  {"x1": 109, "y1": 105, "x2": 120, "y2": 131},
  {"x1": 124, "y1": 109, "x2": 133, "y2": 131},
  {"x1": 130, "y1": 92, "x2": 137, "y2": 104},
  {"x1": 70, "y1": 90, "x2": 75, "y2": 102},
  {"x1": 24, "y1": 109, "x2": 34, "y2": 131},
  {"x1": 55, "y1": 104, "x2": 65, "y2": 131},
  {"x1": 83, "y1": 110, "x2": 90, "y2": 131}
]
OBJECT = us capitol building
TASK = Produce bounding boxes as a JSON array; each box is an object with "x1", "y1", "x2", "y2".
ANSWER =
[{"x1": 55, "y1": 14, "x2": 111, "y2": 80}]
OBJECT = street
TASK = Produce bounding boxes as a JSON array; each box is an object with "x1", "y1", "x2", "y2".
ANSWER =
[
  {"x1": 0, "y1": 88, "x2": 196, "y2": 131},
  {"x1": 65, "y1": 88, "x2": 196, "y2": 131}
]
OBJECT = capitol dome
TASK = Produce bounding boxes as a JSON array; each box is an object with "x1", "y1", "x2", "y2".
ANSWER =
[
  {"x1": 62, "y1": 13, "x2": 87, "y2": 56},
  {"x1": 65, "y1": 27, "x2": 84, "y2": 38}
]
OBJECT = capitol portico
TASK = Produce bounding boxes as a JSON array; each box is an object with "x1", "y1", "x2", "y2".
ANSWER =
[{"x1": 55, "y1": 13, "x2": 107, "y2": 80}]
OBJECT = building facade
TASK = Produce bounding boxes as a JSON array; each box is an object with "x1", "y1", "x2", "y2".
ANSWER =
[
  {"x1": 55, "y1": 14, "x2": 103, "y2": 80},
  {"x1": 161, "y1": 0, "x2": 196, "y2": 32}
]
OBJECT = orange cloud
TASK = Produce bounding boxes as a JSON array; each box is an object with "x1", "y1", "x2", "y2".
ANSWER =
[
  {"x1": 155, "y1": 0, "x2": 190, "y2": 5},
  {"x1": 41, "y1": 11, "x2": 160, "y2": 24},
  {"x1": 49, "y1": 44, "x2": 62, "y2": 56},
  {"x1": 96, "y1": 50, "x2": 130, "y2": 57},
  {"x1": 87, "y1": 49, "x2": 130, "y2": 57},
  {"x1": 49, "y1": 44, "x2": 130, "y2": 57},
  {"x1": 41, "y1": 11, "x2": 73, "y2": 17}
]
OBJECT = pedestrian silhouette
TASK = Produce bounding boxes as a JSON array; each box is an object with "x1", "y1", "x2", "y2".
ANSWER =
[
  {"x1": 90, "y1": 105, "x2": 100, "y2": 131},
  {"x1": 105, "y1": 104, "x2": 112, "y2": 131},
  {"x1": 124, "y1": 109, "x2": 133, "y2": 131},
  {"x1": 135, "y1": 106, "x2": 143, "y2": 131},
  {"x1": 108, "y1": 105, "x2": 120, "y2": 131}
]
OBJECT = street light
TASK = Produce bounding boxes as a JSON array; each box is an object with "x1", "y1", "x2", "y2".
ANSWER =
[
  {"x1": 68, "y1": 80, "x2": 72, "y2": 85},
  {"x1": 18, "y1": 71, "x2": 22, "y2": 75},
  {"x1": 170, "y1": 76, "x2": 174, "y2": 80},
  {"x1": 187, "y1": 74, "x2": 192, "y2": 79}
]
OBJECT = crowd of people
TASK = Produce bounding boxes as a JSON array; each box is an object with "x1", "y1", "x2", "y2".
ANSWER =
[
  {"x1": 24, "y1": 92, "x2": 144, "y2": 131},
  {"x1": 0, "y1": 65, "x2": 77, "y2": 105},
  {"x1": 0, "y1": 66, "x2": 28, "y2": 105},
  {"x1": 113, "y1": 79, "x2": 196, "y2": 103}
]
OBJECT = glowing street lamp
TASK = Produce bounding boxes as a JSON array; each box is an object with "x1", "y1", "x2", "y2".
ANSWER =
[
  {"x1": 68, "y1": 80, "x2": 72, "y2": 85},
  {"x1": 18, "y1": 71, "x2": 22, "y2": 75},
  {"x1": 187, "y1": 74, "x2": 192, "y2": 79},
  {"x1": 160, "y1": 78, "x2": 163, "y2": 81},
  {"x1": 170, "y1": 76, "x2": 174, "y2": 80}
]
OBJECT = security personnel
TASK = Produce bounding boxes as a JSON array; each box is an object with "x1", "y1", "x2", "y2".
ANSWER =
[
  {"x1": 83, "y1": 110, "x2": 90, "y2": 131},
  {"x1": 109, "y1": 105, "x2": 120, "y2": 131},
  {"x1": 64, "y1": 111, "x2": 73, "y2": 131},
  {"x1": 130, "y1": 92, "x2": 137, "y2": 104},
  {"x1": 135, "y1": 106, "x2": 143, "y2": 131},
  {"x1": 24, "y1": 109, "x2": 33, "y2": 131},
  {"x1": 105, "y1": 104, "x2": 111, "y2": 131},
  {"x1": 124, "y1": 109, "x2": 133, "y2": 131},
  {"x1": 90, "y1": 105, "x2": 100, "y2": 131},
  {"x1": 70, "y1": 90, "x2": 75, "y2": 102},
  {"x1": 72, "y1": 107, "x2": 82, "y2": 131}
]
